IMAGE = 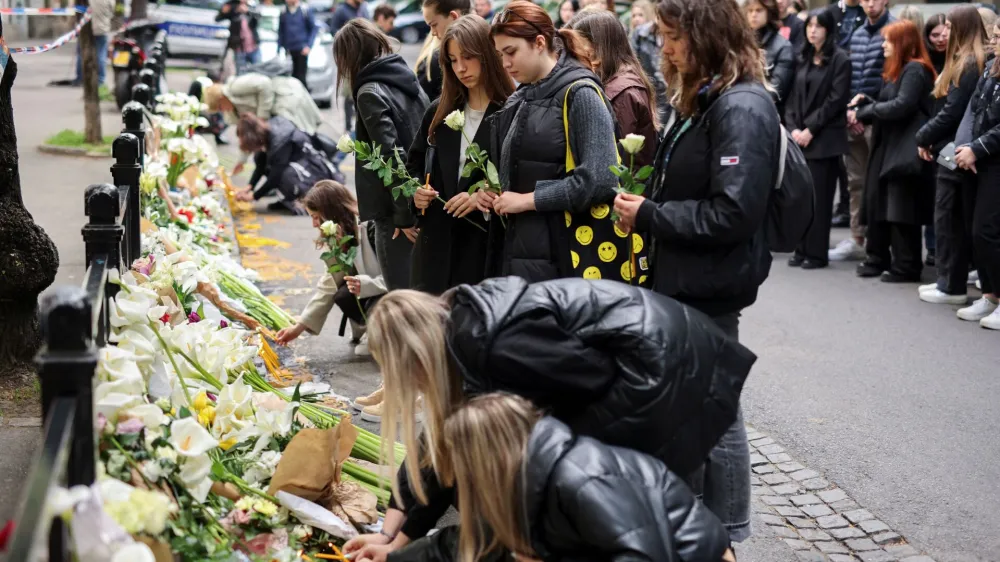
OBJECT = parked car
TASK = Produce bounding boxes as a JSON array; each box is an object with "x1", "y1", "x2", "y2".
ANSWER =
[
  {"x1": 147, "y1": 0, "x2": 230, "y2": 59},
  {"x1": 386, "y1": 0, "x2": 428, "y2": 44},
  {"x1": 253, "y1": 4, "x2": 337, "y2": 107},
  {"x1": 890, "y1": 3, "x2": 968, "y2": 19}
]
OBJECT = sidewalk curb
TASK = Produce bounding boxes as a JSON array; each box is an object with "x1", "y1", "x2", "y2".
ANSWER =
[{"x1": 37, "y1": 144, "x2": 111, "y2": 158}]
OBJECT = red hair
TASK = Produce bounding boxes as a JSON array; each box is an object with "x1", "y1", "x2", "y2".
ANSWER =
[
  {"x1": 490, "y1": 0, "x2": 592, "y2": 68},
  {"x1": 882, "y1": 20, "x2": 938, "y2": 83}
]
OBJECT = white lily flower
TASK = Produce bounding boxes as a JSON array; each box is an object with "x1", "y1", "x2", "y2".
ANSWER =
[
  {"x1": 122, "y1": 403, "x2": 167, "y2": 428},
  {"x1": 177, "y1": 454, "x2": 214, "y2": 503},
  {"x1": 96, "y1": 393, "x2": 143, "y2": 421},
  {"x1": 215, "y1": 374, "x2": 254, "y2": 419},
  {"x1": 168, "y1": 417, "x2": 219, "y2": 457},
  {"x1": 96, "y1": 346, "x2": 145, "y2": 383},
  {"x1": 95, "y1": 378, "x2": 146, "y2": 403}
]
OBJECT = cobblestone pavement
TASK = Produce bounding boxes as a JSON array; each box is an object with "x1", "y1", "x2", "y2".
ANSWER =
[{"x1": 747, "y1": 425, "x2": 937, "y2": 562}]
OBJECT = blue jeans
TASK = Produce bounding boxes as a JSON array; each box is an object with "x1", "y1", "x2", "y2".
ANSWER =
[
  {"x1": 234, "y1": 49, "x2": 261, "y2": 75},
  {"x1": 76, "y1": 33, "x2": 109, "y2": 85},
  {"x1": 688, "y1": 311, "x2": 752, "y2": 543}
]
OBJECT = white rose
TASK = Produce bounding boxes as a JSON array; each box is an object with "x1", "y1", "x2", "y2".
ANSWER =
[
  {"x1": 336, "y1": 133, "x2": 355, "y2": 154},
  {"x1": 444, "y1": 109, "x2": 465, "y2": 131},
  {"x1": 319, "y1": 220, "x2": 338, "y2": 237},
  {"x1": 619, "y1": 134, "x2": 646, "y2": 156}
]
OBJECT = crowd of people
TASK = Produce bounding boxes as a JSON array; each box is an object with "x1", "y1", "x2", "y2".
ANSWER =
[{"x1": 185, "y1": 0, "x2": 1000, "y2": 559}]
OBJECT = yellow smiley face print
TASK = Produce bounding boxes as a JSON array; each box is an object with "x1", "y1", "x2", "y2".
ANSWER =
[
  {"x1": 621, "y1": 261, "x2": 635, "y2": 281},
  {"x1": 598, "y1": 241, "x2": 617, "y2": 263},
  {"x1": 639, "y1": 275, "x2": 648, "y2": 285},
  {"x1": 632, "y1": 233, "x2": 644, "y2": 253},
  {"x1": 590, "y1": 203, "x2": 610, "y2": 219},
  {"x1": 583, "y1": 266, "x2": 602, "y2": 279},
  {"x1": 576, "y1": 225, "x2": 594, "y2": 245},
  {"x1": 614, "y1": 223, "x2": 628, "y2": 238},
  {"x1": 565, "y1": 211, "x2": 572, "y2": 228},
  {"x1": 572, "y1": 250, "x2": 580, "y2": 269}
]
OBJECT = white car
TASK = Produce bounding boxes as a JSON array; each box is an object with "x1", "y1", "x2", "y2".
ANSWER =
[
  {"x1": 147, "y1": 0, "x2": 230, "y2": 59},
  {"x1": 255, "y1": 4, "x2": 336, "y2": 107}
]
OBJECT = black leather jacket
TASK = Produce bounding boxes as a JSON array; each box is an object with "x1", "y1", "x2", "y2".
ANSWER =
[
  {"x1": 916, "y1": 57, "x2": 982, "y2": 154},
  {"x1": 352, "y1": 54, "x2": 430, "y2": 224},
  {"x1": 523, "y1": 417, "x2": 731, "y2": 562},
  {"x1": 389, "y1": 276, "x2": 757, "y2": 541},
  {"x1": 759, "y1": 24, "x2": 795, "y2": 110}
]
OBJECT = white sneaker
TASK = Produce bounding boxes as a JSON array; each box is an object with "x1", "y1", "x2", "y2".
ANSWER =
[
  {"x1": 977, "y1": 279, "x2": 982, "y2": 291},
  {"x1": 957, "y1": 297, "x2": 998, "y2": 321},
  {"x1": 919, "y1": 289, "x2": 968, "y2": 305},
  {"x1": 354, "y1": 334, "x2": 371, "y2": 356},
  {"x1": 969, "y1": 270, "x2": 979, "y2": 285},
  {"x1": 829, "y1": 239, "x2": 865, "y2": 261},
  {"x1": 981, "y1": 308, "x2": 1000, "y2": 330},
  {"x1": 918, "y1": 283, "x2": 938, "y2": 293}
]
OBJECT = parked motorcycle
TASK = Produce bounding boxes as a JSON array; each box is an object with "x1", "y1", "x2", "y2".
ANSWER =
[{"x1": 111, "y1": 20, "x2": 161, "y2": 109}]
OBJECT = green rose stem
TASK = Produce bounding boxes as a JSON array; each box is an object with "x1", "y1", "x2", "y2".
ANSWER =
[
  {"x1": 152, "y1": 324, "x2": 196, "y2": 408},
  {"x1": 456, "y1": 127, "x2": 506, "y2": 229}
]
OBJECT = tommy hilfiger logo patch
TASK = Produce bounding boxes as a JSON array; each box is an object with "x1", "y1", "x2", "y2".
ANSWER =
[{"x1": 720, "y1": 156, "x2": 740, "y2": 166}]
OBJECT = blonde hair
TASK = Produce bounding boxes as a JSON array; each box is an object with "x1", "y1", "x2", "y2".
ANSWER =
[
  {"x1": 933, "y1": 5, "x2": 987, "y2": 98},
  {"x1": 898, "y1": 5, "x2": 924, "y2": 31},
  {"x1": 441, "y1": 394, "x2": 540, "y2": 562},
  {"x1": 416, "y1": 34, "x2": 441, "y2": 82},
  {"x1": 203, "y1": 84, "x2": 226, "y2": 111},
  {"x1": 367, "y1": 290, "x2": 462, "y2": 505}
]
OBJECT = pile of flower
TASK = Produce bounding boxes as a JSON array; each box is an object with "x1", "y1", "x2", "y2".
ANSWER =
[{"x1": 50, "y1": 92, "x2": 400, "y2": 562}]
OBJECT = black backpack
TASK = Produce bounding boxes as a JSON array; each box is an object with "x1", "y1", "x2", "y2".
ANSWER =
[{"x1": 712, "y1": 85, "x2": 815, "y2": 253}]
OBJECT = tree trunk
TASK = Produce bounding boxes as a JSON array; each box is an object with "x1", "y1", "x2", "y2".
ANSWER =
[
  {"x1": 130, "y1": 0, "x2": 148, "y2": 21},
  {"x1": 78, "y1": 0, "x2": 102, "y2": 145},
  {"x1": 0, "y1": 18, "x2": 60, "y2": 382}
]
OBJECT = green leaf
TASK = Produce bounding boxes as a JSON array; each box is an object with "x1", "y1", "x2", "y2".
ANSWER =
[
  {"x1": 391, "y1": 186, "x2": 402, "y2": 199},
  {"x1": 634, "y1": 184, "x2": 646, "y2": 196},
  {"x1": 635, "y1": 166, "x2": 654, "y2": 181},
  {"x1": 609, "y1": 165, "x2": 624, "y2": 177},
  {"x1": 319, "y1": 251, "x2": 334, "y2": 261},
  {"x1": 379, "y1": 167, "x2": 394, "y2": 186},
  {"x1": 196, "y1": 303, "x2": 205, "y2": 321},
  {"x1": 178, "y1": 406, "x2": 192, "y2": 419},
  {"x1": 461, "y1": 161, "x2": 477, "y2": 178},
  {"x1": 468, "y1": 179, "x2": 487, "y2": 195},
  {"x1": 328, "y1": 264, "x2": 342, "y2": 274},
  {"x1": 340, "y1": 235, "x2": 355, "y2": 246},
  {"x1": 345, "y1": 246, "x2": 359, "y2": 266},
  {"x1": 363, "y1": 161, "x2": 377, "y2": 171},
  {"x1": 394, "y1": 148, "x2": 406, "y2": 169},
  {"x1": 292, "y1": 382, "x2": 302, "y2": 403},
  {"x1": 486, "y1": 161, "x2": 500, "y2": 187}
]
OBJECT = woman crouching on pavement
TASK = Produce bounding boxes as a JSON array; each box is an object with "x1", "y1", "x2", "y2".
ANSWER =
[
  {"x1": 343, "y1": 276, "x2": 756, "y2": 561},
  {"x1": 443, "y1": 393, "x2": 736, "y2": 562},
  {"x1": 233, "y1": 114, "x2": 340, "y2": 213},
  {"x1": 613, "y1": 0, "x2": 782, "y2": 544}
]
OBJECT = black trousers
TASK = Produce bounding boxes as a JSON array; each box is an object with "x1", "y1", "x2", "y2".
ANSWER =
[
  {"x1": 974, "y1": 163, "x2": 1000, "y2": 295},
  {"x1": 934, "y1": 169, "x2": 977, "y2": 294},
  {"x1": 796, "y1": 157, "x2": 840, "y2": 262},
  {"x1": 290, "y1": 49, "x2": 309, "y2": 88},
  {"x1": 865, "y1": 220, "x2": 923, "y2": 278},
  {"x1": 836, "y1": 157, "x2": 849, "y2": 216}
]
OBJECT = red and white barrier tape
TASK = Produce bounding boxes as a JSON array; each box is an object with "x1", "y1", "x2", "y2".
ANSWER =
[{"x1": 10, "y1": 9, "x2": 92, "y2": 54}]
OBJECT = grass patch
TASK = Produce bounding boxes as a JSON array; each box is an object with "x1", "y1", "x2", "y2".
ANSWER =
[
  {"x1": 0, "y1": 378, "x2": 40, "y2": 403},
  {"x1": 45, "y1": 129, "x2": 115, "y2": 152},
  {"x1": 99, "y1": 83, "x2": 114, "y2": 103}
]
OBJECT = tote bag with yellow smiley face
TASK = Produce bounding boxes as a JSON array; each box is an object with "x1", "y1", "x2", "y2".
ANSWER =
[{"x1": 561, "y1": 81, "x2": 651, "y2": 287}]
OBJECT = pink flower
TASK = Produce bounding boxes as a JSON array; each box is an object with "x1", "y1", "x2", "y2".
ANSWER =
[
  {"x1": 96, "y1": 413, "x2": 108, "y2": 433},
  {"x1": 132, "y1": 254, "x2": 155, "y2": 276},
  {"x1": 233, "y1": 510, "x2": 251, "y2": 526},
  {"x1": 116, "y1": 418, "x2": 145, "y2": 434},
  {"x1": 206, "y1": 392, "x2": 217, "y2": 402},
  {"x1": 219, "y1": 320, "x2": 228, "y2": 329},
  {"x1": 159, "y1": 313, "x2": 171, "y2": 325},
  {"x1": 187, "y1": 311, "x2": 201, "y2": 323}
]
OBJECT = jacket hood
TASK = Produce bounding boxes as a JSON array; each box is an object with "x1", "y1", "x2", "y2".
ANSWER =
[
  {"x1": 268, "y1": 116, "x2": 297, "y2": 151},
  {"x1": 605, "y1": 66, "x2": 648, "y2": 100},
  {"x1": 353, "y1": 54, "x2": 422, "y2": 100},
  {"x1": 446, "y1": 277, "x2": 529, "y2": 390},
  {"x1": 519, "y1": 416, "x2": 575, "y2": 558}
]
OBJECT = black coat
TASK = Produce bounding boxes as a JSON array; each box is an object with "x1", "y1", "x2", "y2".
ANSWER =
[
  {"x1": 389, "y1": 276, "x2": 757, "y2": 541},
  {"x1": 353, "y1": 54, "x2": 430, "y2": 225},
  {"x1": 856, "y1": 61, "x2": 935, "y2": 225},
  {"x1": 759, "y1": 25, "x2": 796, "y2": 113},
  {"x1": 405, "y1": 100, "x2": 494, "y2": 295},
  {"x1": 636, "y1": 81, "x2": 779, "y2": 317},
  {"x1": 249, "y1": 116, "x2": 335, "y2": 201},
  {"x1": 970, "y1": 58, "x2": 1000, "y2": 162},
  {"x1": 415, "y1": 49, "x2": 444, "y2": 103},
  {"x1": 216, "y1": 1, "x2": 260, "y2": 51},
  {"x1": 785, "y1": 49, "x2": 852, "y2": 160},
  {"x1": 916, "y1": 57, "x2": 981, "y2": 154},
  {"x1": 522, "y1": 417, "x2": 731, "y2": 562}
]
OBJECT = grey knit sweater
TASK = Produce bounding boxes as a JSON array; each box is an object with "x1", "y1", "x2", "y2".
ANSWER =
[{"x1": 499, "y1": 82, "x2": 620, "y2": 213}]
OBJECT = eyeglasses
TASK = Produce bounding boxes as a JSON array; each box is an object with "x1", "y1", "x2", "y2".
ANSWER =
[{"x1": 492, "y1": 8, "x2": 547, "y2": 39}]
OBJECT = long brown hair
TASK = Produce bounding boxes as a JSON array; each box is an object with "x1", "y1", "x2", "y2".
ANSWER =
[
  {"x1": 333, "y1": 18, "x2": 394, "y2": 94},
  {"x1": 235, "y1": 114, "x2": 269, "y2": 153},
  {"x1": 567, "y1": 10, "x2": 660, "y2": 128},
  {"x1": 302, "y1": 180, "x2": 359, "y2": 240},
  {"x1": 882, "y1": 20, "x2": 937, "y2": 84},
  {"x1": 933, "y1": 5, "x2": 987, "y2": 98},
  {"x1": 490, "y1": 0, "x2": 593, "y2": 70},
  {"x1": 441, "y1": 393, "x2": 541, "y2": 562},
  {"x1": 430, "y1": 15, "x2": 515, "y2": 142},
  {"x1": 656, "y1": 0, "x2": 769, "y2": 117}
]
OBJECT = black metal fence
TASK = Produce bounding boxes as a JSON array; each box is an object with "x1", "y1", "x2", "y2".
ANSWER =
[{"x1": 3, "y1": 31, "x2": 167, "y2": 561}]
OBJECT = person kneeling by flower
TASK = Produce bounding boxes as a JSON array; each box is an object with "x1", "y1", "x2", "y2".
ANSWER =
[{"x1": 275, "y1": 180, "x2": 389, "y2": 422}]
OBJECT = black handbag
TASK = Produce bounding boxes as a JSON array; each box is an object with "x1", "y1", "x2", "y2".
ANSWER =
[{"x1": 880, "y1": 105, "x2": 930, "y2": 180}]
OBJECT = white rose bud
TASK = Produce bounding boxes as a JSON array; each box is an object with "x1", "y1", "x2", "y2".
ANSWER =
[
  {"x1": 320, "y1": 220, "x2": 338, "y2": 237},
  {"x1": 620, "y1": 134, "x2": 646, "y2": 156},
  {"x1": 444, "y1": 109, "x2": 465, "y2": 131},
  {"x1": 336, "y1": 134, "x2": 355, "y2": 154}
]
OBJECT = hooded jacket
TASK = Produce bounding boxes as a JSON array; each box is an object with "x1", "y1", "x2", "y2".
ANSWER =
[
  {"x1": 353, "y1": 54, "x2": 430, "y2": 224},
  {"x1": 250, "y1": 116, "x2": 338, "y2": 201},
  {"x1": 388, "y1": 276, "x2": 757, "y2": 541},
  {"x1": 522, "y1": 417, "x2": 731, "y2": 562},
  {"x1": 605, "y1": 67, "x2": 658, "y2": 167}
]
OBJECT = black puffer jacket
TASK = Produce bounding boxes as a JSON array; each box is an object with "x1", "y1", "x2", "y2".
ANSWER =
[
  {"x1": 522, "y1": 417, "x2": 731, "y2": 562},
  {"x1": 389, "y1": 276, "x2": 757, "y2": 541},
  {"x1": 916, "y1": 56, "x2": 982, "y2": 154},
  {"x1": 968, "y1": 58, "x2": 1000, "y2": 162},
  {"x1": 759, "y1": 24, "x2": 795, "y2": 112},
  {"x1": 636, "y1": 81, "x2": 779, "y2": 317},
  {"x1": 353, "y1": 54, "x2": 430, "y2": 225}
]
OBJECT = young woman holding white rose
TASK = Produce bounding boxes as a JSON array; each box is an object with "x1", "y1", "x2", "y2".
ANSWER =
[{"x1": 406, "y1": 15, "x2": 515, "y2": 295}]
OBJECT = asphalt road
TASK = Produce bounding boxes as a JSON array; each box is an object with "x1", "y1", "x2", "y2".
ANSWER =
[{"x1": 6, "y1": 41, "x2": 999, "y2": 562}]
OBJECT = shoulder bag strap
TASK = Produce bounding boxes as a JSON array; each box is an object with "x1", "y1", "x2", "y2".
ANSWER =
[{"x1": 562, "y1": 80, "x2": 622, "y2": 172}]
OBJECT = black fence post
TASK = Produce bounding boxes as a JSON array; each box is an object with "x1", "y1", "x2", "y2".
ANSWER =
[
  {"x1": 35, "y1": 285, "x2": 98, "y2": 488},
  {"x1": 142, "y1": 60, "x2": 160, "y2": 98},
  {"x1": 122, "y1": 101, "x2": 146, "y2": 167},
  {"x1": 139, "y1": 68, "x2": 156, "y2": 97},
  {"x1": 111, "y1": 133, "x2": 141, "y2": 268},
  {"x1": 131, "y1": 82, "x2": 151, "y2": 109},
  {"x1": 83, "y1": 184, "x2": 123, "y2": 346}
]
